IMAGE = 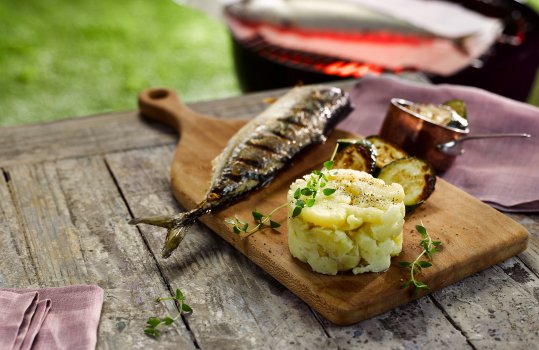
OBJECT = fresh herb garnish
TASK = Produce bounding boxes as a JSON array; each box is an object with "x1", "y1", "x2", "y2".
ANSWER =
[
  {"x1": 324, "y1": 160, "x2": 334, "y2": 170},
  {"x1": 291, "y1": 160, "x2": 336, "y2": 217},
  {"x1": 323, "y1": 188, "x2": 336, "y2": 196},
  {"x1": 400, "y1": 224, "x2": 442, "y2": 296},
  {"x1": 224, "y1": 160, "x2": 337, "y2": 234},
  {"x1": 225, "y1": 204, "x2": 286, "y2": 237},
  {"x1": 144, "y1": 288, "x2": 193, "y2": 338}
]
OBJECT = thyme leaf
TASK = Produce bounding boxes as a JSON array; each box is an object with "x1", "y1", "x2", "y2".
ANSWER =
[
  {"x1": 323, "y1": 160, "x2": 334, "y2": 170},
  {"x1": 224, "y1": 159, "x2": 337, "y2": 235},
  {"x1": 144, "y1": 288, "x2": 193, "y2": 338},
  {"x1": 323, "y1": 188, "x2": 336, "y2": 196},
  {"x1": 291, "y1": 161, "x2": 336, "y2": 217},
  {"x1": 400, "y1": 224, "x2": 442, "y2": 296},
  {"x1": 225, "y1": 204, "x2": 287, "y2": 237}
]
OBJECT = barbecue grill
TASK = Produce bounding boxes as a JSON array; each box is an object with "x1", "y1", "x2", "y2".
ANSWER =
[{"x1": 225, "y1": 0, "x2": 539, "y2": 102}]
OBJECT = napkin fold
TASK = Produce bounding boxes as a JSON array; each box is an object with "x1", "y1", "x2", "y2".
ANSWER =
[
  {"x1": 0, "y1": 285, "x2": 104, "y2": 350},
  {"x1": 339, "y1": 75, "x2": 539, "y2": 212}
]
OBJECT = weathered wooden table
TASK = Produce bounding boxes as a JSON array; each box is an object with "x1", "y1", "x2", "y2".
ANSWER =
[{"x1": 1, "y1": 83, "x2": 538, "y2": 349}]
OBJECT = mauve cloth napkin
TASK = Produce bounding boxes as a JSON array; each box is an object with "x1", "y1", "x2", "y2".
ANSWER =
[
  {"x1": 339, "y1": 75, "x2": 539, "y2": 212},
  {"x1": 0, "y1": 285, "x2": 104, "y2": 350}
]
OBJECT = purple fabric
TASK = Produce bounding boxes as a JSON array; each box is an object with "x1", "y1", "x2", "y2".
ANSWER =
[
  {"x1": 0, "y1": 285, "x2": 103, "y2": 350},
  {"x1": 0, "y1": 291, "x2": 39, "y2": 350},
  {"x1": 20, "y1": 300, "x2": 51, "y2": 350},
  {"x1": 11, "y1": 293, "x2": 39, "y2": 350},
  {"x1": 339, "y1": 74, "x2": 539, "y2": 212}
]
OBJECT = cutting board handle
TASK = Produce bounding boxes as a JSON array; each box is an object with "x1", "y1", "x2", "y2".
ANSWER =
[
  {"x1": 138, "y1": 88, "x2": 209, "y2": 134},
  {"x1": 138, "y1": 88, "x2": 248, "y2": 138}
]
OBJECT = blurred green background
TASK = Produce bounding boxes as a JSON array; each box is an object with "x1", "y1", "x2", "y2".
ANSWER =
[
  {"x1": 0, "y1": 0, "x2": 240, "y2": 127},
  {"x1": 1, "y1": 0, "x2": 538, "y2": 127}
]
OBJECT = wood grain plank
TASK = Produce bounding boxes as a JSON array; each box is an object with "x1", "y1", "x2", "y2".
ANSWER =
[
  {"x1": 2, "y1": 157, "x2": 196, "y2": 349},
  {"x1": 432, "y1": 258, "x2": 539, "y2": 349},
  {"x1": 106, "y1": 146, "x2": 341, "y2": 350},
  {"x1": 140, "y1": 87, "x2": 527, "y2": 325},
  {"x1": 0, "y1": 171, "x2": 38, "y2": 286},
  {"x1": 0, "y1": 112, "x2": 176, "y2": 167},
  {"x1": 0, "y1": 86, "x2": 300, "y2": 168},
  {"x1": 320, "y1": 297, "x2": 472, "y2": 349},
  {"x1": 105, "y1": 145, "x2": 474, "y2": 349},
  {"x1": 329, "y1": 254, "x2": 539, "y2": 349},
  {"x1": 509, "y1": 213, "x2": 539, "y2": 276},
  {"x1": 2, "y1": 74, "x2": 538, "y2": 348}
]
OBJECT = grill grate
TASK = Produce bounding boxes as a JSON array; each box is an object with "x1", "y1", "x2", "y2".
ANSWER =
[{"x1": 239, "y1": 36, "x2": 410, "y2": 79}]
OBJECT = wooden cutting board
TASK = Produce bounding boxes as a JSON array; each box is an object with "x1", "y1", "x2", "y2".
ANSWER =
[{"x1": 138, "y1": 88, "x2": 529, "y2": 325}]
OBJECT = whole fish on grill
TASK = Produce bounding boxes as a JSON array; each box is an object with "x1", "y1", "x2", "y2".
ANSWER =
[{"x1": 130, "y1": 85, "x2": 352, "y2": 258}]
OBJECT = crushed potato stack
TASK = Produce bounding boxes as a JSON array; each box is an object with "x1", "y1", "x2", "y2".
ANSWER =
[{"x1": 287, "y1": 169, "x2": 405, "y2": 275}]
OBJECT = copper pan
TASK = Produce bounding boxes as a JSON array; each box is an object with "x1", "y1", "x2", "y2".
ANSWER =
[{"x1": 379, "y1": 98, "x2": 470, "y2": 172}]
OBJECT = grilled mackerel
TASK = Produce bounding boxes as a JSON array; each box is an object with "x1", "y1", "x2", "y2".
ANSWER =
[{"x1": 130, "y1": 85, "x2": 351, "y2": 258}]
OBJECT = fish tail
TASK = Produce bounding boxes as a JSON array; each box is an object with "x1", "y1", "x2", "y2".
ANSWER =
[
  {"x1": 128, "y1": 215, "x2": 178, "y2": 227},
  {"x1": 129, "y1": 206, "x2": 208, "y2": 258},
  {"x1": 161, "y1": 223, "x2": 196, "y2": 259}
]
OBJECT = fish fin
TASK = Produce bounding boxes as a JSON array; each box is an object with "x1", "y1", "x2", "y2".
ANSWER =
[
  {"x1": 129, "y1": 206, "x2": 207, "y2": 258},
  {"x1": 161, "y1": 223, "x2": 193, "y2": 258},
  {"x1": 160, "y1": 209, "x2": 203, "y2": 258},
  {"x1": 128, "y1": 215, "x2": 176, "y2": 228}
]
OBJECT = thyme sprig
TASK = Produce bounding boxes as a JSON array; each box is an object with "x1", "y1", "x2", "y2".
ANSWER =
[
  {"x1": 224, "y1": 160, "x2": 337, "y2": 235},
  {"x1": 144, "y1": 288, "x2": 193, "y2": 338},
  {"x1": 291, "y1": 160, "x2": 336, "y2": 217},
  {"x1": 400, "y1": 224, "x2": 442, "y2": 296},
  {"x1": 225, "y1": 204, "x2": 286, "y2": 237}
]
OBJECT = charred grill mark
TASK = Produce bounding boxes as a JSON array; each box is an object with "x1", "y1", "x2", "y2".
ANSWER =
[
  {"x1": 228, "y1": 160, "x2": 254, "y2": 178},
  {"x1": 269, "y1": 120, "x2": 306, "y2": 141},
  {"x1": 216, "y1": 160, "x2": 281, "y2": 197},
  {"x1": 235, "y1": 157, "x2": 283, "y2": 178},
  {"x1": 237, "y1": 157, "x2": 262, "y2": 168},
  {"x1": 208, "y1": 87, "x2": 351, "y2": 209},
  {"x1": 216, "y1": 170, "x2": 255, "y2": 193},
  {"x1": 236, "y1": 146, "x2": 275, "y2": 168},
  {"x1": 270, "y1": 127, "x2": 295, "y2": 141},
  {"x1": 246, "y1": 134, "x2": 289, "y2": 154},
  {"x1": 282, "y1": 112, "x2": 309, "y2": 127},
  {"x1": 130, "y1": 86, "x2": 352, "y2": 260},
  {"x1": 302, "y1": 97, "x2": 325, "y2": 112},
  {"x1": 211, "y1": 177, "x2": 238, "y2": 196}
]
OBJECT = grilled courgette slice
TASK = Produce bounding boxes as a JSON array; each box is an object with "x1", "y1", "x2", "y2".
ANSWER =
[
  {"x1": 378, "y1": 157, "x2": 436, "y2": 213},
  {"x1": 443, "y1": 99, "x2": 467, "y2": 119},
  {"x1": 443, "y1": 99, "x2": 468, "y2": 130},
  {"x1": 332, "y1": 139, "x2": 377, "y2": 174},
  {"x1": 366, "y1": 135, "x2": 408, "y2": 170}
]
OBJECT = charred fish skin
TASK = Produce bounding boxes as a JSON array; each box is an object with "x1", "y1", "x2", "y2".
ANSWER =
[
  {"x1": 129, "y1": 85, "x2": 352, "y2": 258},
  {"x1": 207, "y1": 86, "x2": 351, "y2": 207}
]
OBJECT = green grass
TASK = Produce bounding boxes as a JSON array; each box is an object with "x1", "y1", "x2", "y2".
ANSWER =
[
  {"x1": 529, "y1": 0, "x2": 539, "y2": 13},
  {"x1": 1, "y1": 1, "x2": 538, "y2": 127},
  {"x1": 0, "y1": 0, "x2": 240, "y2": 127}
]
